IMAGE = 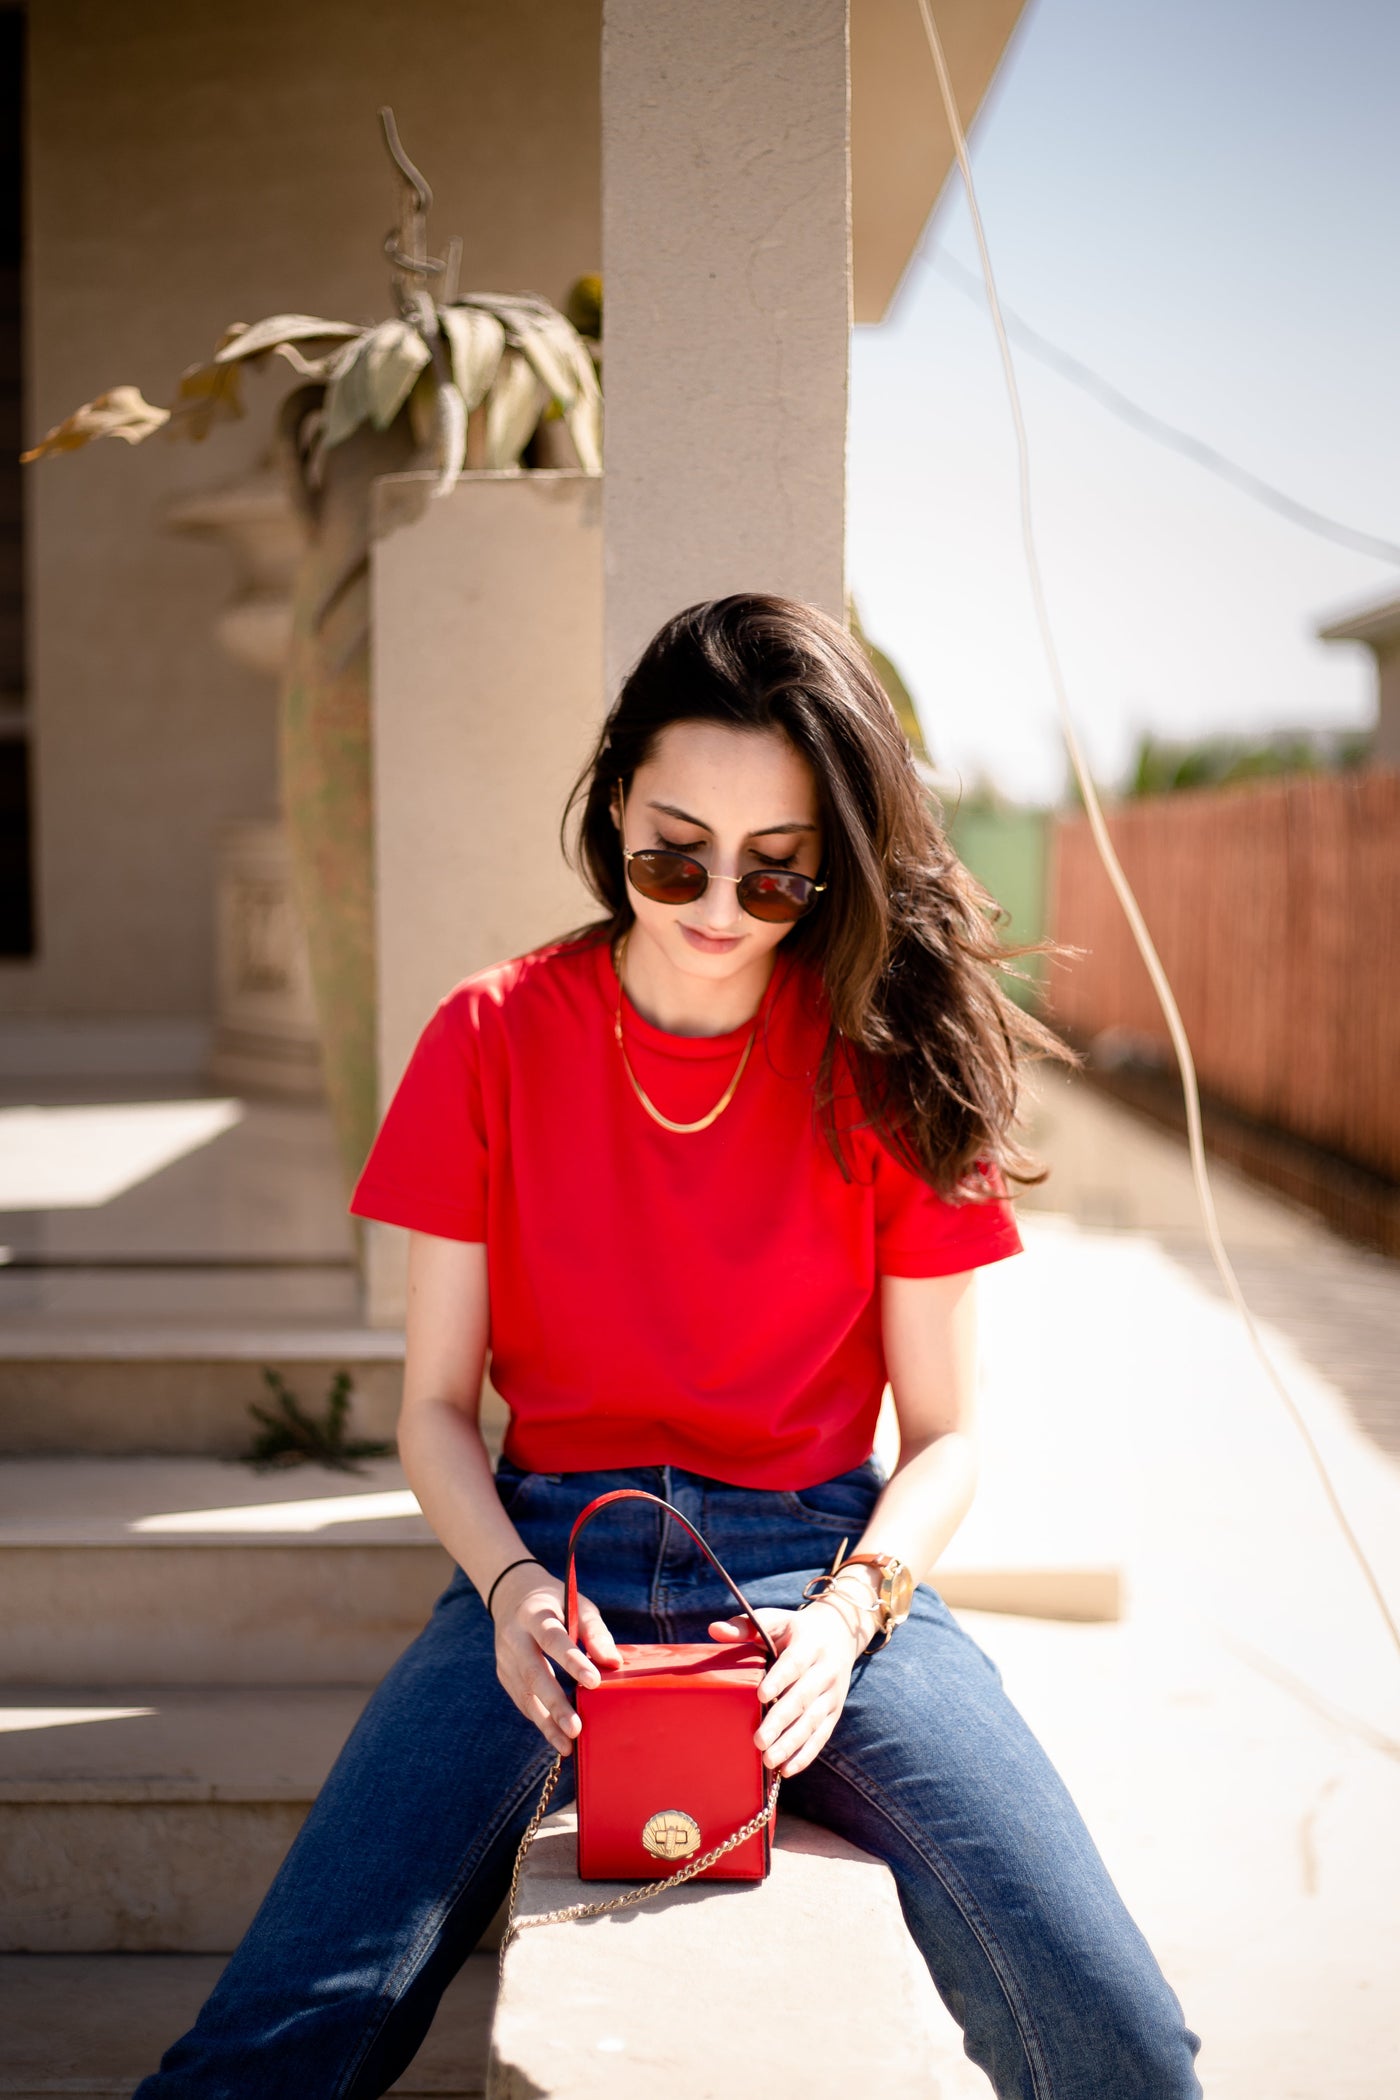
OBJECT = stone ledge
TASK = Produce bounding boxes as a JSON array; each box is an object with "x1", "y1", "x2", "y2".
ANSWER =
[
  {"x1": 935, "y1": 1565, "x2": 1121, "y2": 1622},
  {"x1": 489, "y1": 1806, "x2": 949, "y2": 2099}
]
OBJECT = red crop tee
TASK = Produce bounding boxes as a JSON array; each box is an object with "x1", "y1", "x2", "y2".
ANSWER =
[{"x1": 348, "y1": 933, "x2": 1022, "y2": 1489}]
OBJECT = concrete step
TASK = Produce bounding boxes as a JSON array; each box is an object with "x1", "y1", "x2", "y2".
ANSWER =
[
  {"x1": 0, "y1": 1457, "x2": 454, "y2": 1683},
  {"x1": 0, "y1": 1684, "x2": 368, "y2": 1951},
  {"x1": 0, "y1": 1327, "x2": 406, "y2": 1457},
  {"x1": 0, "y1": 1949, "x2": 496, "y2": 2092},
  {"x1": 0, "y1": 1440, "x2": 1116, "y2": 1690}
]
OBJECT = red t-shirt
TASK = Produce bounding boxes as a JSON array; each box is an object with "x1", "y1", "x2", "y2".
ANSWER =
[{"x1": 348, "y1": 933, "x2": 1022, "y2": 1489}]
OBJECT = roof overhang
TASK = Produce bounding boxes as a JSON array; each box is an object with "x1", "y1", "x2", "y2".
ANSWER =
[
  {"x1": 1317, "y1": 592, "x2": 1400, "y2": 653},
  {"x1": 851, "y1": 0, "x2": 1033, "y2": 325}
]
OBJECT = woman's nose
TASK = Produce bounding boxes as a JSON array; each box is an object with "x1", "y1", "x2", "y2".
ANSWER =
[{"x1": 696, "y1": 865, "x2": 744, "y2": 930}]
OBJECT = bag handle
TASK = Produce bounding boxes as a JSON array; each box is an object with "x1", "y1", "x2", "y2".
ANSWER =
[{"x1": 564, "y1": 1487, "x2": 781, "y2": 1669}]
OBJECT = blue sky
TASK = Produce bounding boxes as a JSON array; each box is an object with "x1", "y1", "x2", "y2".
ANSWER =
[{"x1": 847, "y1": 0, "x2": 1400, "y2": 805}]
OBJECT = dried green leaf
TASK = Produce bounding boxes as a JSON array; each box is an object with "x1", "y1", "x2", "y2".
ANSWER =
[
  {"x1": 437, "y1": 305, "x2": 505, "y2": 411},
  {"x1": 433, "y1": 380, "x2": 467, "y2": 498},
  {"x1": 272, "y1": 340, "x2": 355, "y2": 382},
  {"x1": 213, "y1": 314, "x2": 364, "y2": 365},
  {"x1": 20, "y1": 385, "x2": 171, "y2": 462},
  {"x1": 508, "y1": 310, "x2": 584, "y2": 409},
  {"x1": 463, "y1": 298, "x2": 602, "y2": 472},
  {"x1": 562, "y1": 390, "x2": 603, "y2": 474},
  {"x1": 482, "y1": 347, "x2": 548, "y2": 468},
  {"x1": 321, "y1": 321, "x2": 431, "y2": 449},
  {"x1": 456, "y1": 290, "x2": 555, "y2": 321},
  {"x1": 319, "y1": 331, "x2": 376, "y2": 449},
  {"x1": 364, "y1": 319, "x2": 432, "y2": 430},
  {"x1": 371, "y1": 321, "x2": 433, "y2": 428},
  {"x1": 168, "y1": 357, "x2": 246, "y2": 440}
]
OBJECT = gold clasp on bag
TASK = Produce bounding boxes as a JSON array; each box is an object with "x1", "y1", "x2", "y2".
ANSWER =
[
  {"x1": 499, "y1": 1755, "x2": 782, "y2": 1982},
  {"x1": 641, "y1": 1809, "x2": 701, "y2": 1860}
]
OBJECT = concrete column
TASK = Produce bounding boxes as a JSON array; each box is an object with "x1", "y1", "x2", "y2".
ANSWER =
[{"x1": 601, "y1": 0, "x2": 851, "y2": 696}]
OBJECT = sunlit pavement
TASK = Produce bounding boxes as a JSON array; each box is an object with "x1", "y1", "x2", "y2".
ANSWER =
[{"x1": 940, "y1": 1069, "x2": 1400, "y2": 2099}]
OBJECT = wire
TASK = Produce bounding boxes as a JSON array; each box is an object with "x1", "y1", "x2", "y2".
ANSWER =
[
  {"x1": 918, "y1": 245, "x2": 1400, "y2": 569},
  {"x1": 914, "y1": 0, "x2": 1400, "y2": 1665}
]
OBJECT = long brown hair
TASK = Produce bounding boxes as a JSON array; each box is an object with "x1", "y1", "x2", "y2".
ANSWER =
[{"x1": 559, "y1": 593, "x2": 1074, "y2": 1198}]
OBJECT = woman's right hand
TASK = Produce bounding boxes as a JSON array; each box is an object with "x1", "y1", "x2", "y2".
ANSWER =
[{"x1": 490, "y1": 1562, "x2": 623, "y2": 1755}]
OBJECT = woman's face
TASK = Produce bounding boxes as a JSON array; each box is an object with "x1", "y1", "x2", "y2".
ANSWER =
[{"x1": 611, "y1": 722, "x2": 824, "y2": 986}]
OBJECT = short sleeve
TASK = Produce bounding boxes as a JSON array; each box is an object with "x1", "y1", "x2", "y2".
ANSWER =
[
  {"x1": 874, "y1": 1149, "x2": 1023, "y2": 1278},
  {"x1": 347, "y1": 992, "x2": 488, "y2": 1242}
]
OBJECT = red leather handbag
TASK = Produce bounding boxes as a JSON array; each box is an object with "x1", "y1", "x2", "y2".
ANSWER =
[{"x1": 501, "y1": 1488, "x2": 784, "y2": 1953}]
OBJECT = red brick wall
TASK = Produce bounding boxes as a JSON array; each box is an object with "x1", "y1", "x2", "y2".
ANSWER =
[{"x1": 1048, "y1": 767, "x2": 1400, "y2": 1179}]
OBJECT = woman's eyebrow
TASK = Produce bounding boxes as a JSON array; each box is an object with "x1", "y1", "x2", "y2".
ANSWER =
[{"x1": 645, "y1": 800, "x2": 818, "y2": 837}]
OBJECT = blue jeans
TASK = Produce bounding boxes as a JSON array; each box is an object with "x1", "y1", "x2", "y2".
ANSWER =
[{"x1": 134, "y1": 1459, "x2": 1202, "y2": 2099}]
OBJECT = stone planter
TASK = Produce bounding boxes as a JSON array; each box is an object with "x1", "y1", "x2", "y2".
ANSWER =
[
  {"x1": 277, "y1": 417, "x2": 418, "y2": 1197},
  {"x1": 362, "y1": 467, "x2": 604, "y2": 1324},
  {"x1": 167, "y1": 464, "x2": 321, "y2": 1100},
  {"x1": 209, "y1": 818, "x2": 322, "y2": 1097}
]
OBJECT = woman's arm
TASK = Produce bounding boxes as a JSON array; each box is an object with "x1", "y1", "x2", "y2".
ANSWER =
[
  {"x1": 833, "y1": 1267, "x2": 981, "y2": 1611},
  {"x1": 712, "y1": 1267, "x2": 982, "y2": 1776},
  {"x1": 397, "y1": 1231, "x2": 620, "y2": 1757}
]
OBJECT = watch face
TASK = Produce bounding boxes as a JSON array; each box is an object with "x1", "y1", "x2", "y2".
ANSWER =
[{"x1": 885, "y1": 1563, "x2": 916, "y2": 1621}]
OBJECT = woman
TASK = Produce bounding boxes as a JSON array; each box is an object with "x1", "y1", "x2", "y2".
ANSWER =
[{"x1": 136, "y1": 594, "x2": 1202, "y2": 2098}]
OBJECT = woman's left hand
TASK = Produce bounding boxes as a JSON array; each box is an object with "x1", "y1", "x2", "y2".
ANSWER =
[{"x1": 708, "y1": 1596, "x2": 873, "y2": 1778}]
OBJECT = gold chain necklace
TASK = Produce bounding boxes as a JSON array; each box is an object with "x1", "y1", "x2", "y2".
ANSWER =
[{"x1": 612, "y1": 930, "x2": 758, "y2": 1135}]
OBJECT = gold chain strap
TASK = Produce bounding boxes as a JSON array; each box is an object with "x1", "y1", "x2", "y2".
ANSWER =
[{"x1": 498, "y1": 1752, "x2": 782, "y2": 1984}]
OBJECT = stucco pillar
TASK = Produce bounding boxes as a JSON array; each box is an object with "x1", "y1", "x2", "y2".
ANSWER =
[{"x1": 600, "y1": 0, "x2": 851, "y2": 696}]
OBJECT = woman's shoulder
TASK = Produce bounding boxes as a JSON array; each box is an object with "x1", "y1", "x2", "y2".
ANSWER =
[{"x1": 432, "y1": 928, "x2": 610, "y2": 1043}]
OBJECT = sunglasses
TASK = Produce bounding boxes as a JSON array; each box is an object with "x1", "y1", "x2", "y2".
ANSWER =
[{"x1": 615, "y1": 783, "x2": 827, "y2": 924}]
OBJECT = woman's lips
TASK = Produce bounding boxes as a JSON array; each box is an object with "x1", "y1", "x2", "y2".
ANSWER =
[{"x1": 679, "y1": 924, "x2": 744, "y2": 954}]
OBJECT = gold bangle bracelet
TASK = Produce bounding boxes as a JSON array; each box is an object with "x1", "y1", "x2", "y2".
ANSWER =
[{"x1": 801, "y1": 1583, "x2": 882, "y2": 1637}]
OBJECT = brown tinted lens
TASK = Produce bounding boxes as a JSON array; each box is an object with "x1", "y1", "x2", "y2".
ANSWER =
[
  {"x1": 736, "y1": 870, "x2": 818, "y2": 922},
  {"x1": 625, "y1": 850, "x2": 708, "y2": 905}
]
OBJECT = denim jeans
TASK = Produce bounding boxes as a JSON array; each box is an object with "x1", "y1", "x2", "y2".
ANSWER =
[{"x1": 134, "y1": 1458, "x2": 1202, "y2": 2099}]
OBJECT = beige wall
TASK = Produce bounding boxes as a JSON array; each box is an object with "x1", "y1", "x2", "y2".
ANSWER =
[
  {"x1": 599, "y1": 0, "x2": 851, "y2": 696},
  {"x1": 12, "y1": 0, "x2": 601, "y2": 1025}
]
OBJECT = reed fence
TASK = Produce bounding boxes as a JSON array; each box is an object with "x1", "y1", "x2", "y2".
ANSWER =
[{"x1": 1048, "y1": 766, "x2": 1400, "y2": 1181}]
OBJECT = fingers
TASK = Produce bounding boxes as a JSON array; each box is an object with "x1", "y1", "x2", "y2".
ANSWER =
[
  {"x1": 534, "y1": 1609, "x2": 603, "y2": 1691},
  {"x1": 756, "y1": 1665, "x2": 838, "y2": 1754},
  {"x1": 763, "y1": 1713, "x2": 832, "y2": 1779},
  {"x1": 496, "y1": 1585, "x2": 627, "y2": 1756},
  {"x1": 523, "y1": 1671, "x2": 581, "y2": 1756},
  {"x1": 708, "y1": 1608, "x2": 793, "y2": 1659},
  {"x1": 757, "y1": 1632, "x2": 803, "y2": 1710},
  {"x1": 756, "y1": 1681, "x2": 841, "y2": 1774},
  {"x1": 499, "y1": 1632, "x2": 582, "y2": 1755},
  {"x1": 754, "y1": 1630, "x2": 844, "y2": 1774},
  {"x1": 577, "y1": 1594, "x2": 624, "y2": 1669}
]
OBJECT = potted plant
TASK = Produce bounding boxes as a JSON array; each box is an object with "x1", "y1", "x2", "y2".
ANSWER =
[{"x1": 23, "y1": 109, "x2": 602, "y2": 1198}]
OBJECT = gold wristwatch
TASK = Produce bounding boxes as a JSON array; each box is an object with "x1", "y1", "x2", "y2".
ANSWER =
[{"x1": 803, "y1": 1539, "x2": 916, "y2": 1646}]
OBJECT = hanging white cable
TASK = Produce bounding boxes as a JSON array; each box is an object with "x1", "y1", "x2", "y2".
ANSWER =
[
  {"x1": 914, "y1": 0, "x2": 1400, "y2": 1664},
  {"x1": 923, "y1": 247, "x2": 1400, "y2": 569}
]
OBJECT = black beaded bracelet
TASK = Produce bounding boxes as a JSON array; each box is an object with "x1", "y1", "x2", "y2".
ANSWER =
[{"x1": 485, "y1": 1555, "x2": 547, "y2": 1619}]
